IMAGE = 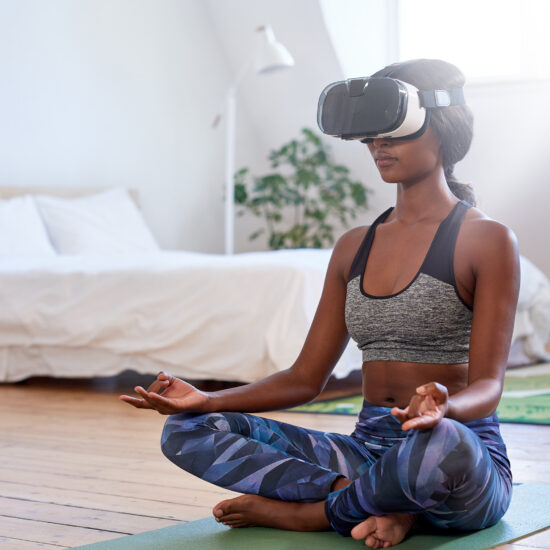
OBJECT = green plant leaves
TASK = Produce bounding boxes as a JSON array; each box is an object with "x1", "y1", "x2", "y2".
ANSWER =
[
  {"x1": 233, "y1": 127, "x2": 371, "y2": 250},
  {"x1": 234, "y1": 183, "x2": 248, "y2": 205},
  {"x1": 249, "y1": 228, "x2": 265, "y2": 241}
]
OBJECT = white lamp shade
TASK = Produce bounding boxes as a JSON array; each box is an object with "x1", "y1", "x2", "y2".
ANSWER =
[{"x1": 254, "y1": 25, "x2": 295, "y2": 74}]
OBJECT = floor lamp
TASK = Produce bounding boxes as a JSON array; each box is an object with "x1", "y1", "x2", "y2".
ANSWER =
[{"x1": 219, "y1": 25, "x2": 294, "y2": 255}]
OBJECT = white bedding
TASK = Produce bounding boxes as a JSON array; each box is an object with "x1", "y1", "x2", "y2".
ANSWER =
[
  {"x1": 1, "y1": 250, "x2": 548, "y2": 383},
  {"x1": 0, "y1": 249, "x2": 361, "y2": 382},
  {"x1": 510, "y1": 256, "x2": 550, "y2": 364}
]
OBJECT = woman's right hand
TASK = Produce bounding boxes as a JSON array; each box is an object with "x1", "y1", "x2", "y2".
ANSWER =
[
  {"x1": 119, "y1": 372, "x2": 211, "y2": 414},
  {"x1": 391, "y1": 382, "x2": 449, "y2": 431}
]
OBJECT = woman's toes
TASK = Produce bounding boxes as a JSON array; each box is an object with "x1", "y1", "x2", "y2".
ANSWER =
[
  {"x1": 212, "y1": 495, "x2": 256, "y2": 523},
  {"x1": 212, "y1": 499, "x2": 232, "y2": 520},
  {"x1": 218, "y1": 513, "x2": 243, "y2": 525},
  {"x1": 351, "y1": 516, "x2": 377, "y2": 540}
]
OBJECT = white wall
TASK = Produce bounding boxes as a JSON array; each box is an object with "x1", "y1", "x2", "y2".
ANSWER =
[
  {"x1": 0, "y1": 0, "x2": 263, "y2": 252},
  {"x1": 459, "y1": 79, "x2": 550, "y2": 277},
  {"x1": 205, "y1": 0, "x2": 350, "y2": 252},
  {"x1": 1, "y1": 0, "x2": 549, "y2": 279},
  {"x1": 317, "y1": 0, "x2": 550, "y2": 278},
  {"x1": 320, "y1": 0, "x2": 396, "y2": 77},
  {"x1": 311, "y1": 80, "x2": 550, "y2": 278}
]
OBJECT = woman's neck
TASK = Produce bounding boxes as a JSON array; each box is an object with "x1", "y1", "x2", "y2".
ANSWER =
[{"x1": 391, "y1": 169, "x2": 457, "y2": 224}]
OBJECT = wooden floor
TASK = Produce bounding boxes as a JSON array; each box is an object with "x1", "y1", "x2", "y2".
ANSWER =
[{"x1": 1, "y1": 373, "x2": 550, "y2": 549}]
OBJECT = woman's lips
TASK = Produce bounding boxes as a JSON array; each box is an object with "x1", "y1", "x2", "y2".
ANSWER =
[{"x1": 376, "y1": 157, "x2": 397, "y2": 168}]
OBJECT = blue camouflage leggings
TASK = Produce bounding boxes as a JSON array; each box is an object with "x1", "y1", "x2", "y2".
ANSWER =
[{"x1": 160, "y1": 401, "x2": 512, "y2": 536}]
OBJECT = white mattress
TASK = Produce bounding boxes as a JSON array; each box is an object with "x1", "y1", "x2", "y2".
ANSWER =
[
  {"x1": 1, "y1": 250, "x2": 548, "y2": 383},
  {"x1": 0, "y1": 249, "x2": 362, "y2": 382}
]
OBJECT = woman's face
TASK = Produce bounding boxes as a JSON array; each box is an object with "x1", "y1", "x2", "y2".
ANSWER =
[{"x1": 366, "y1": 126, "x2": 443, "y2": 184}]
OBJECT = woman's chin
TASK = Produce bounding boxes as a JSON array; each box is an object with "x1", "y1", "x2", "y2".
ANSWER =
[
  {"x1": 376, "y1": 166, "x2": 402, "y2": 183},
  {"x1": 379, "y1": 174, "x2": 400, "y2": 184}
]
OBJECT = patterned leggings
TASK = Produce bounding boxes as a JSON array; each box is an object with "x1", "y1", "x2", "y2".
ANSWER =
[{"x1": 160, "y1": 401, "x2": 512, "y2": 536}]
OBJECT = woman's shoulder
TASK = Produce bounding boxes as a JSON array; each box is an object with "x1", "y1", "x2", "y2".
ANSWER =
[
  {"x1": 461, "y1": 205, "x2": 519, "y2": 260},
  {"x1": 336, "y1": 224, "x2": 370, "y2": 249},
  {"x1": 463, "y1": 206, "x2": 517, "y2": 239},
  {"x1": 331, "y1": 206, "x2": 394, "y2": 275},
  {"x1": 330, "y1": 225, "x2": 371, "y2": 282}
]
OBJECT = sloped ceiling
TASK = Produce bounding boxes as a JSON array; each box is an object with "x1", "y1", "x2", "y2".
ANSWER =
[
  {"x1": 203, "y1": 0, "x2": 395, "y2": 226},
  {"x1": 205, "y1": 0, "x2": 344, "y2": 156}
]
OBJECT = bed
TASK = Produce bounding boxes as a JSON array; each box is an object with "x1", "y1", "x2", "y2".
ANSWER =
[{"x1": 1, "y1": 187, "x2": 549, "y2": 383}]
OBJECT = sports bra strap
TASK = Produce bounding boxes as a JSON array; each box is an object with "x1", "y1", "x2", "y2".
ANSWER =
[
  {"x1": 421, "y1": 200, "x2": 471, "y2": 285},
  {"x1": 346, "y1": 201, "x2": 471, "y2": 284},
  {"x1": 347, "y1": 207, "x2": 393, "y2": 282}
]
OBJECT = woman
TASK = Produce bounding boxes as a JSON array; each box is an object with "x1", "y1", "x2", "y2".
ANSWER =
[{"x1": 121, "y1": 59, "x2": 520, "y2": 548}]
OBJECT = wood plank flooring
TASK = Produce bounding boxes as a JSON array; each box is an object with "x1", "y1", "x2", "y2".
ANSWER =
[{"x1": 1, "y1": 374, "x2": 549, "y2": 549}]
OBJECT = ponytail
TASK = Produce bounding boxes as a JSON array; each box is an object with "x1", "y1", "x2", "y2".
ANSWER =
[{"x1": 444, "y1": 165, "x2": 476, "y2": 206}]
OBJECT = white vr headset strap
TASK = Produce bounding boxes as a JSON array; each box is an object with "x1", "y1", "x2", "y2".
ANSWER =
[
  {"x1": 418, "y1": 87, "x2": 465, "y2": 108},
  {"x1": 375, "y1": 81, "x2": 427, "y2": 139}
]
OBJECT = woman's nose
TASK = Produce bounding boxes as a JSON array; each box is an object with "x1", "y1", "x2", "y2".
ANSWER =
[{"x1": 372, "y1": 136, "x2": 393, "y2": 147}]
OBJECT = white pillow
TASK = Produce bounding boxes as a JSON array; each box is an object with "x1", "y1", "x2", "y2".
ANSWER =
[
  {"x1": 35, "y1": 188, "x2": 160, "y2": 255},
  {"x1": 0, "y1": 195, "x2": 56, "y2": 257}
]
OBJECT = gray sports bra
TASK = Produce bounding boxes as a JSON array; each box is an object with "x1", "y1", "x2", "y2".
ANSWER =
[{"x1": 345, "y1": 200, "x2": 473, "y2": 364}]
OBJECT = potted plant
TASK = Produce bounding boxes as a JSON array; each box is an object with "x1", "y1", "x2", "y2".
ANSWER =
[{"x1": 234, "y1": 128, "x2": 371, "y2": 250}]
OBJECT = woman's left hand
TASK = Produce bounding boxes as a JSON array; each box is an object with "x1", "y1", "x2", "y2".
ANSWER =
[{"x1": 391, "y1": 382, "x2": 449, "y2": 431}]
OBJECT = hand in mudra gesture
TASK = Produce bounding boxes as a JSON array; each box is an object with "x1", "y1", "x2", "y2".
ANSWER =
[
  {"x1": 119, "y1": 372, "x2": 210, "y2": 414},
  {"x1": 391, "y1": 382, "x2": 449, "y2": 431}
]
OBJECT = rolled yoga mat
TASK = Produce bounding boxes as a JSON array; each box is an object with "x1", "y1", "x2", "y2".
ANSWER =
[{"x1": 73, "y1": 483, "x2": 550, "y2": 550}]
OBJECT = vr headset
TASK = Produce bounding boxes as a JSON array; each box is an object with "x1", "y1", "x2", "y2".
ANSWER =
[{"x1": 317, "y1": 77, "x2": 465, "y2": 143}]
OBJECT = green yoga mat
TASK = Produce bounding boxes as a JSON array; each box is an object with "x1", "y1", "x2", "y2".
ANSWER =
[
  {"x1": 74, "y1": 483, "x2": 550, "y2": 550},
  {"x1": 290, "y1": 366, "x2": 550, "y2": 424}
]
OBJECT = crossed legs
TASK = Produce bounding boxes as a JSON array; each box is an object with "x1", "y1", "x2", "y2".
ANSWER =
[{"x1": 161, "y1": 411, "x2": 511, "y2": 545}]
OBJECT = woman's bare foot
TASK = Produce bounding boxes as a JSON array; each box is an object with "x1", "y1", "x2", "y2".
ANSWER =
[
  {"x1": 351, "y1": 513, "x2": 416, "y2": 549},
  {"x1": 212, "y1": 494, "x2": 329, "y2": 531}
]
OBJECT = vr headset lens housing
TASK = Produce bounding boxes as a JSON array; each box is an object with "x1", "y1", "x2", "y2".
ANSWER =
[{"x1": 317, "y1": 76, "x2": 464, "y2": 143}]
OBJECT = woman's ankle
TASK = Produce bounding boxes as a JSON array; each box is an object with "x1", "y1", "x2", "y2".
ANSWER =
[{"x1": 331, "y1": 476, "x2": 352, "y2": 492}]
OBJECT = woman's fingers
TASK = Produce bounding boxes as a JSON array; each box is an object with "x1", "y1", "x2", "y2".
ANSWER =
[
  {"x1": 134, "y1": 386, "x2": 168, "y2": 409},
  {"x1": 416, "y1": 381, "x2": 441, "y2": 394},
  {"x1": 146, "y1": 379, "x2": 170, "y2": 394},
  {"x1": 390, "y1": 406, "x2": 408, "y2": 421},
  {"x1": 424, "y1": 394, "x2": 437, "y2": 411},
  {"x1": 405, "y1": 395, "x2": 424, "y2": 419},
  {"x1": 119, "y1": 395, "x2": 153, "y2": 409},
  {"x1": 132, "y1": 387, "x2": 183, "y2": 414},
  {"x1": 416, "y1": 381, "x2": 448, "y2": 401},
  {"x1": 390, "y1": 382, "x2": 448, "y2": 431},
  {"x1": 401, "y1": 412, "x2": 440, "y2": 431},
  {"x1": 121, "y1": 377, "x2": 199, "y2": 415},
  {"x1": 134, "y1": 385, "x2": 149, "y2": 397},
  {"x1": 141, "y1": 391, "x2": 176, "y2": 408},
  {"x1": 144, "y1": 372, "x2": 177, "y2": 394},
  {"x1": 119, "y1": 379, "x2": 179, "y2": 413},
  {"x1": 155, "y1": 372, "x2": 174, "y2": 387},
  {"x1": 148, "y1": 371, "x2": 175, "y2": 390}
]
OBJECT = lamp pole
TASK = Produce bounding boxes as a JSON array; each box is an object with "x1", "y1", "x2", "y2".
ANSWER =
[
  {"x1": 220, "y1": 25, "x2": 294, "y2": 255},
  {"x1": 222, "y1": 58, "x2": 249, "y2": 257},
  {"x1": 224, "y1": 88, "x2": 237, "y2": 255}
]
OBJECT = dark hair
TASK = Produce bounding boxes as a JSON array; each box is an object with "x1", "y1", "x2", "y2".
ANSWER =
[{"x1": 371, "y1": 59, "x2": 476, "y2": 205}]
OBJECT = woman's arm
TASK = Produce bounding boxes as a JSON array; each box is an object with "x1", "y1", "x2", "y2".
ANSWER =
[
  {"x1": 446, "y1": 219, "x2": 520, "y2": 422},
  {"x1": 392, "y1": 218, "x2": 520, "y2": 430},
  {"x1": 120, "y1": 228, "x2": 363, "y2": 414}
]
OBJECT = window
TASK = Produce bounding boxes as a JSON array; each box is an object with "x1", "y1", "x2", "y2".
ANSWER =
[{"x1": 399, "y1": 0, "x2": 550, "y2": 81}]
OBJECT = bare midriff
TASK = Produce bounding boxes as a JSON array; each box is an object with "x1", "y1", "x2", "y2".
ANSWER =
[{"x1": 362, "y1": 361, "x2": 469, "y2": 408}]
